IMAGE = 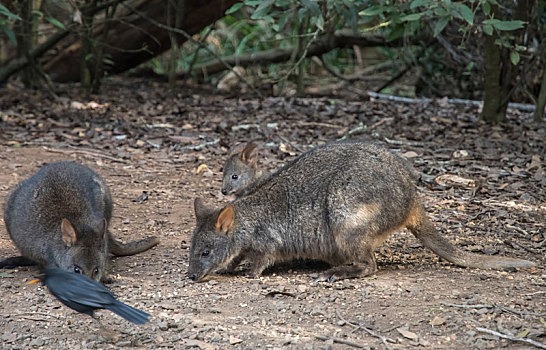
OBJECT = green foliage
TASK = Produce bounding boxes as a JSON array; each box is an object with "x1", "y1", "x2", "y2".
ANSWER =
[{"x1": 0, "y1": 4, "x2": 21, "y2": 45}]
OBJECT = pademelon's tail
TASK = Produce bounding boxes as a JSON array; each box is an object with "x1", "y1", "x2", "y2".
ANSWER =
[
  {"x1": 108, "y1": 231, "x2": 160, "y2": 257},
  {"x1": 405, "y1": 203, "x2": 535, "y2": 269}
]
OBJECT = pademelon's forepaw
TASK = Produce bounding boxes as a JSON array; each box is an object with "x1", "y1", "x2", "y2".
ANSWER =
[{"x1": 313, "y1": 272, "x2": 338, "y2": 283}]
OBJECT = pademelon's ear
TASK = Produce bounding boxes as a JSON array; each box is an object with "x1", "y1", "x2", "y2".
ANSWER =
[
  {"x1": 100, "y1": 219, "x2": 108, "y2": 239},
  {"x1": 240, "y1": 143, "x2": 258, "y2": 165},
  {"x1": 215, "y1": 205, "x2": 234, "y2": 234},
  {"x1": 194, "y1": 198, "x2": 212, "y2": 221},
  {"x1": 61, "y1": 219, "x2": 77, "y2": 246}
]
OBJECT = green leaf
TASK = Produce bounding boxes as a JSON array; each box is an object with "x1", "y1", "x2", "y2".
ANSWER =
[
  {"x1": 45, "y1": 16, "x2": 66, "y2": 30},
  {"x1": 3, "y1": 26, "x2": 17, "y2": 45},
  {"x1": 452, "y1": 3, "x2": 473, "y2": 25},
  {"x1": 510, "y1": 50, "x2": 520, "y2": 65},
  {"x1": 482, "y1": 23, "x2": 493, "y2": 35},
  {"x1": 244, "y1": 0, "x2": 262, "y2": 6},
  {"x1": 433, "y1": 6, "x2": 450, "y2": 16},
  {"x1": 410, "y1": 0, "x2": 431, "y2": 9},
  {"x1": 301, "y1": 0, "x2": 321, "y2": 17},
  {"x1": 400, "y1": 13, "x2": 423, "y2": 21},
  {"x1": 359, "y1": 6, "x2": 384, "y2": 17},
  {"x1": 0, "y1": 4, "x2": 22, "y2": 20},
  {"x1": 0, "y1": 272, "x2": 14, "y2": 278},
  {"x1": 433, "y1": 16, "x2": 449, "y2": 36},
  {"x1": 314, "y1": 15, "x2": 324, "y2": 31},
  {"x1": 386, "y1": 25, "x2": 405, "y2": 41},
  {"x1": 492, "y1": 20, "x2": 525, "y2": 31},
  {"x1": 482, "y1": 2, "x2": 491, "y2": 15},
  {"x1": 225, "y1": 3, "x2": 244, "y2": 15},
  {"x1": 250, "y1": 0, "x2": 274, "y2": 19}
]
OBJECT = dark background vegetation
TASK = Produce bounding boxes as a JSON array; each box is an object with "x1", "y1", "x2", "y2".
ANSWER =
[{"x1": 0, "y1": 0, "x2": 545, "y2": 122}]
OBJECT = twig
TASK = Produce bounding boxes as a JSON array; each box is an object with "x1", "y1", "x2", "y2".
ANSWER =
[
  {"x1": 315, "y1": 335, "x2": 366, "y2": 349},
  {"x1": 506, "y1": 224, "x2": 530, "y2": 236},
  {"x1": 336, "y1": 310, "x2": 395, "y2": 350},
  {"x1": 476, "y1": 327, "x2": 546, "y2": 349},
  {"x1": 441, "y1": 302, "x2": 494, "y2": 309},
  {"x1": 525, "y1": 291, "x2": 546, "y2": 296},
  {"x1": 42, "y1": 146, "x2": 127, "y2": 163},
  {"x1": 179, "y1": 139, "x2": 219, "y2": 151},
  {"x1": 499, "y1": 306, "x2": 546, "y2": 317},
  {"x1": 441, "y1": 302, "x2": 546, "y2": 317}
]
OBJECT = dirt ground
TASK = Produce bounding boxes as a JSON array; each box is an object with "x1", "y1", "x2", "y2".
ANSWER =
[{"x1": 0, "y1": 81, "x2": 545, "y2": 349}]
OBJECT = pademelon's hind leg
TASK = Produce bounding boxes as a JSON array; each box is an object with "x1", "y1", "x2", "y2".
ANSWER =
[{"x1": 314, "y1": 246, "x2": 377, "y2": 283}]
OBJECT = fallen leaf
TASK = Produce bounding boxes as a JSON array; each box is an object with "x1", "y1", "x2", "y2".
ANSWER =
[
  {"x1": 397, "y1": 327, "x2": 419, "y2": 341},
  {"x1": 516, "y1": 328, "x2": 530, "y2": 338},
  {"x1": 430, "y1": 316, "x2": 445, "y2": 326},
  {"x1": 452, "y1": 150, "x2": 469, "y2": 158},
  {"x1": 401, "y1": 151, "x2": 419, "y2": 159},
  {"x1": 527, "y1": 155, "x2": 542, "y2": 170},
  {"x1": 279, "y1": 143, "x2": 296, "y2": 156},
  {"x1": 195, "y1": 164, "x2": 210, "y2": 175},
  {"x1": 498, "y1": 183, "x2": 509, "y2": 190},
  {"x1": 434, "y1": 174, "x2": 477, "y2": 189}
]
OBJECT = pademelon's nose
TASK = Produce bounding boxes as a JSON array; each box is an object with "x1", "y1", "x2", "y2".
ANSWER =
[
  {"x1": 221, "y1": 189, "x2": 228, "y2": 195},
  {"x1": 188, "y1": 273, "x2": 197, "y2": 281}
]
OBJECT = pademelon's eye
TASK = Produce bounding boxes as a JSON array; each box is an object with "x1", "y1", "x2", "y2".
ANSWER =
[
  {"x1": 73, "y1": 266, "x2": 82, "y2": 274},
  {"x1": 202, "y1": 250, "x2": 210, "y2": 257},
  {"x1": 93, "y1": 267, "x2": 99, "y2": 275},
  {"x1": 232, "y1": 174, "x2": 238, "y2": 180}
]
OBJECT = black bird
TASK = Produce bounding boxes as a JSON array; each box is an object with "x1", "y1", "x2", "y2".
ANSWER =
[{"x1": 30, "y1": 267, "x2": 150, "y2": 324}]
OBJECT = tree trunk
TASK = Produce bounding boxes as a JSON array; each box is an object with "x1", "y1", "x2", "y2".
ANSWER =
[
  {"x1": 42, "y1": 0, "x2": 239, "y2": 82},
  {"x1": 481, "y1": 29, "x2": 506, "y2": 123},
  {"x1": 534, "y1": 67, "x2": 546, "y2": 122},
  {"x1": 481, "y1": 4, "x2": 508, "y2": 123}
]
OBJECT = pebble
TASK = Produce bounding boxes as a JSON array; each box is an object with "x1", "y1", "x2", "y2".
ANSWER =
[
  {"x1": 29, "y1": 338, "x2": 45, "y2": 347},
  {"x1": 115, "y1": 340, "x2": 132, "y2": 347}
]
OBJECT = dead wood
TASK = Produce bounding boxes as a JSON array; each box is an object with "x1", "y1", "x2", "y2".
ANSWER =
[{"x1": 42, "y1": 0, "x2": 239, "y2": 82}]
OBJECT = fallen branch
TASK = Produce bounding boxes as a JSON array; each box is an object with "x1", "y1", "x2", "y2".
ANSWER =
[
  {"x1": 367, "y1": 92, "x2": 543, "y2": 113},
  {"x1": 167, "y1": 30, "x2": 423, "y2": 79},
  {"x1": 0, "y1": 30, "x2": 69, "y2": 84},
  {"x1": 476, "y1": 327, "x2": 546, "y2": 349},
  {"x1": 315, "y1": 335, "x2": 367, "y2": 349}
]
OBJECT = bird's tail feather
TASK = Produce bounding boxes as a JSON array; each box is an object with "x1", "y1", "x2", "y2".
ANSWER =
[{"x1": 107, "y1": 301, "x2": 150, "y2": 324}]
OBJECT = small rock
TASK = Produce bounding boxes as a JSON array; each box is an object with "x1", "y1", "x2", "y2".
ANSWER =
[
  {"x1": 115, "y1": 340, "x2": 132, "y2": 347},
  {"x1": 159, "y1": 322, "x2": 169, "y2": 331},
  {"x1": 229, "y1": 336, "x2": 243, "y2": 345},
  {"x1": 296, "y1": 284, "x2": 308, "y2": 293},
  {"x1": 29, "y1": 338, "x2": 45, "y2": 347}
]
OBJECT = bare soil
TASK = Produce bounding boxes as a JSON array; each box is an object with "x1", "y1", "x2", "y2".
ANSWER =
[{"x1": 0, "y1": 81, "x2": 544, "y2": 349}]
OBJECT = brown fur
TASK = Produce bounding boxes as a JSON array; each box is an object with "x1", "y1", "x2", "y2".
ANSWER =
[{"x1": 189, "y1": 140, "x2": 535, "y2": 282}]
